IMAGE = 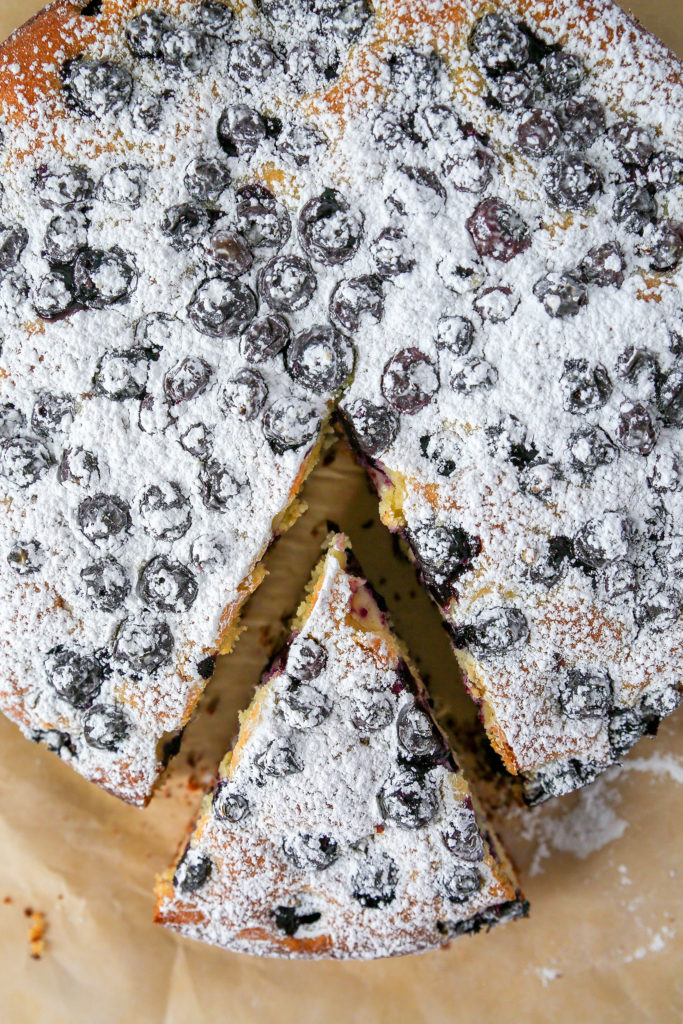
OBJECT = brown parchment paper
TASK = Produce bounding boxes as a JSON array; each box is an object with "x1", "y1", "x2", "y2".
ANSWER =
[{"x1": 0, "y1": 3, "x2": 682, "y2": 1022}]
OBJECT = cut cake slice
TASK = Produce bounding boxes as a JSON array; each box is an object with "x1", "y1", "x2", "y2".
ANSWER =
[{"x1": 154, "y1": 532, "x2": 527, "y2": 959}]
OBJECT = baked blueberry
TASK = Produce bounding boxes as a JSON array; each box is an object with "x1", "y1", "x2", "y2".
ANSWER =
[
  {"x1": 613, "y1": 182, "x2": 657, "y2": 234},
  {"x1": 377, "y1": 770, "x2": 439, "y2": 829},
  {"x1": 450, "y1": 357, "x2": 498, "y2": 392},
  {"x1": 188, "y1": 277, "x2": 257, "y2": 337},
  {"x1": 469, "y1": 12, "x2": 530, "y2": 74},
  {"x1": 58, "y1": 446, "x2": 99, "y2": 488},
  {"x1": 81, "y1": 556, "x2": 130, "y2": 612},
  {"x1": 137, "y1": 555, "x2": 198, "y2": 612},
  {"x1": 656, "y1": 366, "x2": 683, "y2": 427},
  {"x1": 390, "y1": 164, "x2": 447, "y2": 214},
  {"x1": 193, "y1": 0, "x2": 234, "y2": 33},
  {"x1": 342, "y1": 398, "x2": 400, "y2": 458},
  {"x1": 278, "y1": 681, "x2": 331, "y2": 729},
  {"x1": 258, "y1": 255, "x2": 317, "y2": 313},
  {"x1": 160, "y1": 27, "x2": 212, "y2": 73},
  {"x1": 229, "y1": 38, "x2": 282, "y2": 84},
  {"x1": 369, "y1": 227, "x2": 415, "y2": 278},
  {"x1": 262, "y1": 398, "x2": 322, "y2": 454},
  {"x1": 97, "y1": 165, "x2": 146, "y2": 208},
  {"x1": 608, "y1": 120, "x2": 655, "y2": 169},
  {"x1": 453, "y1": 605, "x2": 529, "y2": 655},
  {"x1": 436, "y1": 253, "x2": 485, "y2": 295},
  {"x1": 410, "y1": 523, "x2": 481, "y2": 601},
  {"x1": 213, "y1": 784, "x2": 250, "y2": 824},
  {"x1": 286, "y1": 325, "x2": 355, "y2": 394},
  {"x1": 371, "y1": 108, "x2": 415, "y2": 150},
  {"x1": 209, "y1": 227, "x2": 253, "y2": 276},
  {"x1": 217, "y1": 104, "x2": 267, "y2": 157},
  {"x1": 287, "y1": 636, "x2": 327, "y2": 680},
  {"x1": 329, "y1": 275, "x2": 384, "y2": 332},
  {"x1": 42, "y1": 211, "x2": 88, "y2": 265},
  {"x1": 488, "y1": 66, "x2": 540, "y2": 108},
  {"x1": 473, "y1": 286, "x2": 519, "y2": 323},
  {"x1": 560, "y1": 359, "x2": 612, "y2": 413},
  {"x1": 443, "y1": 864, "x2": 482, "y2": 903},
  {"x1": 283, "y1": 833, "x2": 339, "y2": 870},
  {"x1": 34, "y1": 165, "x2": 94, "y2": 209},
  {"x1": 558, "y1": 667, "x2": 612, "y2": 719},
  {"x1": 0, "y1": 402, "x2": 26, "y2": 439},
  {"x1": 568, "y1": 425, "x2": 616, "y2": 473},
  {"x1": 615, "y1": 402, "x2": 657, "y2": 454},
  {"x1": 198, "y1": 461, "x2": 243, "y2": 512},
  {"x1": 183, "y1": 157, "x2": 231, "y2": 202},
  {"x1": 77, "y1": 493, "x2": 130, "y2": 542},
  {"x1": 94, "y1": 349, "x2": 151, "y2": 401},
  {"x1": 634, "y1": 582, "x2": 681, "y2": 633},
  {"x1": 235, "y1": 184, "x2": 291, "y2": 251},
  {"x1": 540, "y1": 50, "x2": 584, "y2": 97},
  {"x1": 74, "y1": 247, "x2": 137, "y2": 307},
  {"x1": 350, "y1": 692, "x2": 395, "y2": 732},
  {"x1": 161, "y1": 202, "x2": 211, "y2": 250},
  {"x1": 61, "y1": 58, "x2": 133, "y2": 117},
  {"x1": 179, "y1": 422, "x2": 213, "y2": 459},
  {"x1": 419, "y1": 432, "x2": 461, "y2": 477},
  {"x1": 533, "y1": 272, "x2": 587, "y2": 317},
  {"x1": 516, "y1": 108, "x2": 561, "y2": 158},
  {"x1": 31, "y1": 391, "x2": 75, "y2": 436},
  {"x1": 276, "y1": 123, "x2": 328, "y2": 167},
  {"x1": 466, "y1": 197, "x2": 531, "y2": 262},
  {"x1": 641, "y1": 221, "x2": 683, "y2": 272},
  {"x1": 526, "y1": 535, "x2": 573, "y2": 587},
  {"x1": 317, "y1": 0, "x2": 373, "y2": 42},
  {"x1": 32, "y1": 268, "x2": 78, "y2": 320},
  {"x1": 555, "y1": 95, "x2": 606, "y2": 149},
  {"x1": 83, "y1": 704, "x2": 130, "y2": 751},
  {"x1": 0, "y1": 222, "x2": 28, "y2": 272},
  {"x1": 7, "y1": 539, "x2": 44, "y2": 576},
  {"x1": 442, "y1": 806, "x2": 485, "y2": 861},
  {"x1": 579, "y1": 241, "x2": 625, "y2": 287},
  {"x1": 352, "y1": 851, "x2": 398, "y2": 908},
  {"x1": 132, "y1": 91, "x2": 165, "y2": 131},
  {"x1": 0, "y1": 436, "x2": 53, "y2": 488},
  {"x1": 272, "y1": 906, "x2": 321, "y2": 936},
  {"x1": 190, "y1": 533, "x2": 228, "y2": 571},
  {"x1": 545, "y1": 154, "x2": 602, "y2": 210},
  {"x1": 647, "y1": 150, "x2": 683, "y2": 191},
  {"x1": 298, "y1": 189, "x2": 364, "y2": 265},
  {"x1": 164, "y1": 356, "x2": 213, "y2": 404},
  {"x1": 174, "y1": 848, "x2": 212, "y2": 893},
  {"x1": 138, "y1": 481, "x2": 191, "y2": 541},
  {"x1": 220, "y1": 368, "x2": 268, "y2": 420},
  {"x1": 598, "y1": 559, "x2": 638, "y2": 602},
  {"x1": 396, "y1": 703, "x2": 443, "y2": 761},
  {"x1": 435, "y1": 315, "x2": 475, "y2": 356},
  {"x1": 573, "y1": 512, "x2": 631, "y2": 568},
  {"x1": 114, "y1": 613, "x2": 174, "y2": 674},
  {"x1": 134, "y1": 312, "x2": 180, "y2": 354},
  {"x1": 388, "y1": 46, "x2": 442, "y2": 91},
  {"x1": 137, "y1": 394, "x2": 172, "y2": 437},
  {"x1": 44, "y1": 644, "x2": 103, "y2": 708},
  {"x1": 253, "y1": 738, "x2": 303, "y2": 778},
  {"x1": 381, "y1": 349, "x2": 439, "y2": 414},
  {"x1": 285, "y1": 37, "x2": 339, "y2": 93},
  {"x1": 30, "y1": 728, "x2": 75, "y2": 757},
  {"x1": 642, "y1": 685, "x2": 682, "y2": 719},
  {"x1": 125, "y1": 9, "x2": 170, "y2": 58},
  {"x1": 239, "y1": 314, "x2": 290, "y2": 363}
]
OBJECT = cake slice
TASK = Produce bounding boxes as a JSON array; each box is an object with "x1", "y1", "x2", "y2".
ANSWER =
[{"x1": 154, "y1": 532, "x2": 527, "y2": 959}]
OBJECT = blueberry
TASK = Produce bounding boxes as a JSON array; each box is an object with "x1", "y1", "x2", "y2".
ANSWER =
[
  {"x1": 329, "y1": 275, "x2": 384, "y2": 332},
  {"x1": 350, "y1": 693, "x2": 395, "y2": 732},
  {"x1": 390, "y1": 165, "x2": 447, "y2": 214},
  {"x1": 206, "y1": 227, "x2": 251, "y2": 276},
  {"x1": 179, "y1": 422, "x2": 213, "y2": 459},
  {"x1": 173, "y1": 848, "x2": 212, "y2": 893},
  {"x1": 466, "y1": 197, "x2": 531, "y2": 262},
  {"x1": 526, "y1": 535, "x2": 573, "y2": 587},
  {"x1": 81, "y1": 557, "x2": 130, "y2": 612},
  {"x1": 410, "y1": 523, "x2": 481, "y2": 601},
  {"x1": 42, "y1": 211, "x2": 88, "y2": 265},
  {"x1": 188, "y1": 277, "x2": 257, "y2": 337},
  {"x1": 369, "y1": 227, "x2": 415, "y2": 278},
  {"x1": 190, "y1": 533, "x2": 228, "y2": 571},
  {"x1": 220, "y1": 368, "x2": 268, "y2": 420},
  {"x1": 608, "y1": 706, "x2": 649, "y2": 758},
  {"x1": 419, "y1": 432, "x2": 461, "y2": 477},
  {"x1": 77, "y1": 493, "x2": 130, "y2": 542},
  {"x1": 558, "y1": 667, "x2": 612, "y2": 719},
  {"x1": 516, "y1": 109, "x2": 560, "y2": 158},
  {"x1": 272, "y1": 905, "x2": 321, "y2": 936},
  {"x1": 615, "y1": 401, "x2": 657, "y2": 454},
  {"x1": 114, "y1": 613, "x2": 174, "y2": 674},
  {"x1": 579, "y1": 241, "x2": 625, "y2": 287},
  {"x1": 0, "y1": 402, "x2": 26, "y2": 439},
  {"x1": 641, "y1": 685, "x2": 681, "y2": 719},
  {"x1": 560, "y1": 358, "x2": 612, "y2": 413},
  {"x1": 472, "y1": 286, "x2": 519, "y2": 323},
  {"x1": 469, "y1": 12, "x2": 530, "y2": 74},
  {"x1": 183, "y1": 157, "x2": 231, "y2": 202},
  {"x1": 44, "y1": 644, "x2": 103, "y2": 708},
  {"x1": 217, "y1": 104, "x2": 267, "y2": 157},
  {"x1": 533, "y1": 272, "x2": 587, "y2": 317},
  {"x1": 488, "y1": 66, "x2": 540, "y2": 108},
  {"x1": 389, "y1": 46, "x2": 442, "y2": 91},
  {"x1": 573, "y1": 512, "x2": 632, "y2": 568},
  {"x1": 229, "y1": 38, "x2": 282, "y2": 84},
  {"x1": 598, "y1": 559, "x2": 638, "y2": 602},
  {"x1": 138, "y1": 481, "x2": 191, "y2": 541},
  {"x1": 608, "y1": 120, "x2": 655, "y2": 169},
  {"x1": 125, "y1": 10, "x2": 170, "y2": 58},
  {"x1": 435, "y1": 316, "x2": 474, "y2": 356},
  {"x1": 276, "y1": 123, "x2": 328, "y2": 167},
  {"x1": 137, "y1": 556, "x2": 198, "y2": 612},
  {"x1": 286, "y1": 325, "x2": 355, "y2": 394},
  {"x1": 31, "y1": 391, "x2": 75, "y2": 436},
  {"x1": 32, "y1": 268, "x2": 77, "y2": 320},
  {"x1": 282, "y1": 833, "x2": 339, "y2": 870},
  {"x1": 94, "y1": 349, "x2": 151, "y2": 401},
  {"x1": 164, "y1": 356, "x2": 213, "y2": 404},
  {"x1": 647, "y1": 150, "x2": 683, "y2": 191},
  {"x1": 450, "y1": 357, "x2": 498, "y2": 392},
  {"x1": 135, "y1": 312, "x2": 180, "y2": 354},
  {"x1": 298, "y1": 188, "x2": 364, "y2": 265},
  {"x1": 257, "y1": 0, "x2": 315, "y2": 27},
  {"x1": 193, "y1": 0, "x2": 234, "y2": 33},
  {"x1": 61, "y1": 58, "x2": 133, "y2": 117},
  {"x1": 452, "y1": 605, "x2": 529, "y2": 655},
  {"x1": 287, "y1": 636, "x2": 327, "y2": 680},
  {"x1": 341, "y1": 398, "x2": 399, "y2": 459},
  {"x1": 58, "y1": 446, "x2": 100, "y2": 488},
  {"x1": 98, "y1": 165, "x2": 146, "y2": 208},
  {"x1": 382, "y1": 349, "x2": 439, "y2": 414},
  {"x1": 317, "y1": 0, "x2": 373, "y2": 43},
  {"x1": 442, "y1": 806, "x2": 485, "y2": 861},
  {"x1": 235, "y1": 184, "x2": 291, "y2": 251},
  {"x1": 7, "y1": 539, "x2": 44, "y2": 576},
  {"x1": 74, "y1": 247, "x2": 137, "y2": 307},
  {"x1": 31, "y1": 729, "x2": 75, "y2": 757},
  {"x1": 239, "y1": 314, "x2": 289, "y2": 363},
  {"x1": 436, "y1": 252, "x2": 485, "y2": 295},
  {"x1": 656, "y1": 366, "x2": 683, "y2": 427},
  {"x1": 277, "y1": 681, "x2": 331, "y2": 730},
  {"x1": 641, "y1": 221, "x2": 683, "y2": 272},
  {"x1": 568, "y1": 425, "x2": 616, "y2": 473},
  {"x1": 545, "y1": 154, "x2": 602, "y2": 210},
  {"x1": 351, "y1": 852, "x2": 398, "y2": 908},
  {"x1": 443, "y1": 864, "x2": 482, "y2": 903},
  {"x1": 396, "y1": 703, "x2": 443, "y2": 762},
  {"x1": 555, "y1": 95, "x2": 606, "y2": 149},
  {"x1": 262, "y1": 398, "x2": 322, "y2": 454},
  {"x1": 634, "y1": 582, "x2": 681, "y2": 632},
  {"x1": 160, "y1": 27, "x2": 212, "y2": 73},
  {"x1": 613, "y1": 183, "x2": 657, "y2": 234},
  {"x1": 0, "y1": 222, "x2": 28, "y2": 272},
  {"x1": 253, "y1": 738, "x2": 303, "y2": 779},
  {"x1": 198, "y1": 461, "x2": 243, "y2": 512},
  {"x1": 377, "y1": 770, "x2": 439, "y2": 829},
  {"x1": 371, "y1": 108, "x2": 414, "y2": 150},
  {"x1": 132, "y1": 91, "x2": 165, "y2": 131},
  {"x1": 0, "y1": 436, "x2": 53, "y2": 488},
  {"x1": 413, "y1": 102, "x2": 464, "y2": 144},
  {"x1": 213, "y1": 783, "x2": 249, "y2": 824},
  {"x1": 285, "y1": 38, "x2": 339, "y2": 94},
  {"x1": 258, "y1": 255, "x2": 317, "y2": 313},
  {"x1": 34, "y1": 166, "x2": 94, "y2": 209},
  {"x1": 83, "y1": 704, "x2": 130, "y2": 751},
  {"x1": 161, "y1": 203, "x2": 211, "y2": 251},
  {"x1": 648, "y1": 451, "x2": 683, "y2": 493}
]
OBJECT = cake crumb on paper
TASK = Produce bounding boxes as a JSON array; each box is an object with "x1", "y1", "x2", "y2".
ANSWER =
[
  {"x1": 536, "y1": 967, "x2": 562, "y2": 986},
  {"x1": 27, "y1": 910, "x2": 46, "y2": 960}
]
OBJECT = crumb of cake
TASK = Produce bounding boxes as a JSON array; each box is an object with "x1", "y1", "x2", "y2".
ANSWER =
[{"x1": 27, "y1": 910, "x2": 46, "y2": 960}]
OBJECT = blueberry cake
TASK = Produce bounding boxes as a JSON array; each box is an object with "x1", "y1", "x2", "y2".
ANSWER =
[
  {"x1": 155, "y1": 533, "x2": 527, "y2": 958},
  {"x1": 0, "y1": 0, "x2": 681, "y2": 807}
]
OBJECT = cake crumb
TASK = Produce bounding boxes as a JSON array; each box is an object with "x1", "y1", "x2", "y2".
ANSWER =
[
  {"x1": 28, "y1": 910, "x2": 46, "y2": 959},
  {"x1": 536, "y1": 966, "x2": 562, "y2": 986}
]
